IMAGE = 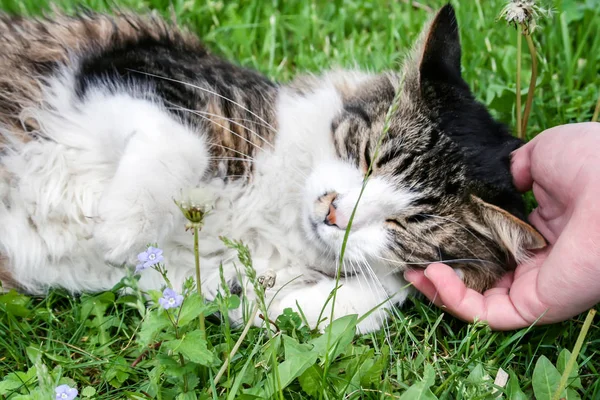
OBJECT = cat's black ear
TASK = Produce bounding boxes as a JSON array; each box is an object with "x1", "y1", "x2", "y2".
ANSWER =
[
  {"x1": 419, "y1": 4, "x2": 462, "y2": 85},
  {"x1": 470, "y1": 195, "x2": 546, "y2": 263}
]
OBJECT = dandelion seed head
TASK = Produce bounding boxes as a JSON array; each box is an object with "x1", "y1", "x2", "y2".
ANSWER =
[
  {"x1": 55, "y1": 384, "x2": 78, "y2": 400},
  {"x1": 175, "y1": 187, "x2": 215, "y2": 229},
  {"x1": 159, "y1": 287, "x2": 184, "y2": 309},
  {"x1": 499, "y1": 0, "x2": 551, "y2": 33}
]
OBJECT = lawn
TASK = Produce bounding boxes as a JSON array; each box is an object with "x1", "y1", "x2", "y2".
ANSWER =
[{"x1": 0, "y1": 0, "x2": 599, "y2": 399}]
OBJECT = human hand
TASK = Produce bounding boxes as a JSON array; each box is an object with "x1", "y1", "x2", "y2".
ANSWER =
[{"x1": 404, "y1": 122, "x2": 600, "y2": 330}]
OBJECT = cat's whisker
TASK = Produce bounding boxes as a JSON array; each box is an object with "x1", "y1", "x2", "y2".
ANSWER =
[
  {"x1": 208, "y1": 157, "x2": 256, "y2": 162},
  {"x1": 289, "y1": 164, "x2": 308, "y2": 180},
  {"x1": 429, "y1": 217, "x2": 503, "y2": 267},
  {"x1": 356, "y1": 257, "x2": 395, "y2": 346},
  {"x1": 348, "y1": 258, "x2": 381, "y2": 330},
  {"x1": 375, "y1": 255, "x2": 492, "y2": 266},
  {"x1": 166, "y1": 104, "x2": 278, "y2": 142},
  {"x1": 222, "y1": 175, "x2": 249, "y2": 180},
  {"x1": 420, "y1": 213, "x2": 502, "y2": 264},
  {"x1": 208, "y1": 143, "x2": 255, "y2": 160},
  {"x1": 127, "y1": 69, "x2": 278, "y2": 132},
  {"x1": 374, "y1": 255, "x2": 493, "y2": 277},
  {"x1": 169, "y1": 105, "x2": 275, "y2": 151},
  {"x1": 179, "y1": 107, "x2": 268, "y2": 154}
]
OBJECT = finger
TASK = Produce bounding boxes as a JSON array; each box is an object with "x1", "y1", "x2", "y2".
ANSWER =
[
  {"x1": 510, "y1": 142, "x2": 535, "y2": 192},
  {"x1": 484, "y1": 287, "x2": 510, "y2": 296},
  {"x1": 403, "y1": 269, "x2": 443, "y2": 307},
  {"x1": 423, "y1": 263, "x2": 531, "y2": 330},
  {"x1": 513, "y1": 248, "x2": 547, "y2": 281}
]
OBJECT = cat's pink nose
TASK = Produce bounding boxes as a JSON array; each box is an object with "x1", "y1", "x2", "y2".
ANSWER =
[{"x1": 325, "y1": 202, "x2": 337, "y2": 226}]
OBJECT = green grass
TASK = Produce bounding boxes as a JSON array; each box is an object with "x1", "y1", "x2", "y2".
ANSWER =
[{"x1": 1, "y1": 0, "x2": 599, "y2": 399}]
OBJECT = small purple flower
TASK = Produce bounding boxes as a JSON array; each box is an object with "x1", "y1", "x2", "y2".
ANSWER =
[
  {"x1": 159, "y1": 288, "x2": 184, "y2": 310},
  {"x1": 135, "y1": 246, "x2": 164, "y2": 273},
  {"x1": 55, "y1": 384, "x2": 78, "y2": 400}
]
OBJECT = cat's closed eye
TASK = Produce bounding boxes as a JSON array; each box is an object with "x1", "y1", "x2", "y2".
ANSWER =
[
  {"x1": 362, "y1": 143, "x2": 372, "y2": 170},
  {"x1": 385, "y1": 219, "x2": 404, "y2": 228},
  {"x1": 405, "y1": 214, "x2": 431, "y2": 224},
  {"x1": 386, "y1": 214, "x2": 430, "y2": 228}
]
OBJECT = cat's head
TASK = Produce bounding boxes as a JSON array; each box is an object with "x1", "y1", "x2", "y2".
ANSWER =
[{"x1": 302, "y1": 4, "x2": 545, "y2": 291}]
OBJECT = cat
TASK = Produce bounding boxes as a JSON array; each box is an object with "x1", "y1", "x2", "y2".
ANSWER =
[{"x1": 0, "y1": 4, "x2": 545, "y2": 333}]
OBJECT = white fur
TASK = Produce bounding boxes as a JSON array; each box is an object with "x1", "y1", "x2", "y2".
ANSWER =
[{"x1": 0, "y1": 69, "x2": 414, "y2": 333}]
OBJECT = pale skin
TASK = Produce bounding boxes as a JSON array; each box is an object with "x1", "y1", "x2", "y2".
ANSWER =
[{"x1": 404, "y1": 122, "x2": 600, "y2": 330}]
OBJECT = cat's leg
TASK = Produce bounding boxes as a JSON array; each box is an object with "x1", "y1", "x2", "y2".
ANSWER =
[
  {"x1": 90, "y1": 95, "x2": 209, "y2": 264},
  {"x1": 263, "y1": 270, "x2": 412, "y2": 334}
]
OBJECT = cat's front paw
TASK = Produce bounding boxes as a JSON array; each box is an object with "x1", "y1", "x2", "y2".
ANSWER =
[
  {"x1": 93, "y1": 215, "x2": 150, "y2": 264},
  {"x1": 93, "y1": 199, "x2": 165, "y2": 264}
]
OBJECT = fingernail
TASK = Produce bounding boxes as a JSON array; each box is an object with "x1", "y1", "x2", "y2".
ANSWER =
[{"x1": 403, "y1": 270, "x2": 413, "y2": 282}]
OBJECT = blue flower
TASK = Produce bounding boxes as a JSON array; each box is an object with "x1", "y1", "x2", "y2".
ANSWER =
[
  {"x1": 55, "y1": 384, "x2": 78, "y2": 400},
  {"x1": 135, "y1": 246, "x2": 164, "y2": 273},
  {"x1": 159, "y1": 288, "x2": 184, "y2": 310}
]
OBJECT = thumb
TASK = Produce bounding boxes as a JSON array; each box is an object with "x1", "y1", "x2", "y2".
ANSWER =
[{"x1": 510, "y1": 141, "x2": 535, "y2": 192}]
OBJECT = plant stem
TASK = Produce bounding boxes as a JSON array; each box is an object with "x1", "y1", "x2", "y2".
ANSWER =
[
  {"x1": 194, "y1": 225, "x2": 206, "y2": 340},
  {"x1": 179, "y1": 353, "x2": 189, "y2": 392},
  {"x1": 166, "y1": 310, "x2": 189, "y2": 393},
  {"x1": 516, "y1": 25, "x2": 523, "y2": 139},
  {"x1": 592, "y1": 93, "x2": 600, "y2": 122},
  {"x1": 212, "y1": 303, "x2": 259, "y2": 388},
  {"x1": 155, "y1": 264, "x2": 173, "y2": 289},
  {"x1": 521, "y1": 32, "x2": 537, "y2": 134},
  {"x1": 552, "y1": 309, "x2": 596, "y2": 400}
]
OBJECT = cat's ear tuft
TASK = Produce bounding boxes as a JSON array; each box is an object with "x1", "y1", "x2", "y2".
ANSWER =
[
  {"x1": 470, "y1": 195, "x2": 546, "y2": 263},
  {"x1": 419, "y1": 4, "x2": 462, "y2": 85}
]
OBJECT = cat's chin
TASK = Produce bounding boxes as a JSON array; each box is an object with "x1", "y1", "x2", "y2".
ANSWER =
[{"x1": 307, "y1": 219, "x2": 375, "y2": 265}]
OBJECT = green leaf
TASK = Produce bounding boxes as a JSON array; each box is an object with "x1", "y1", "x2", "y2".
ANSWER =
[
  {"x1": 227, "y1": 294, "x2": 241, "y2": 310},
  {"x1": 360, "y1": 346, "x2": 389, "y2": 387},
  {"x1": 177, "y1": 292, "x2": 206, "y2": 327},
  {"x1": 0, "y1": 369, "x2": 38, "y2": 395},
  {"x1": 467, "y1": 363, "x2": 489, "y2": 384},
  {"x1": 309, "y1": 314, "x2": 358, "y2": 360},
  {"x1": 81, "y1": 386, "x2": 97, "y2": 397},
  {"x1": 260, "y1": 335, "x2": 319, "y2": 397},
  {"x1": 557, "y1": 349, "x2": 583, "y2": 389},
  {"x1": 176, "y1": 392, "x2": 198, "y2": 400},
  {"x1": 162, "y1": 330, "x2": 215, "y2": 366},
  {"x1": 564, "y1": 388, "x2": 582, "y2": 400},
  {"x1": 138, "y1": 311, "x2": 171, "y2": 346},
  {"x1": 507, "y1": 371, "x2": 528, "y2": 400},
  {"x1": 0, "y1": 378, "x2": 25, "y2": 395},
  {"x1": 25, "y1": 345, "x2": 43, "y2": 365},
  {"x1": 0, "y1": 290, "x2": 31, "y2": 317},
  {"x1": 399, "y1": 382, "x2": 438, "y2": 400},
  {"x1": 532, "y1": 355, "x2": 562, "y2": 400},
  {"x1": 399, "y1": 363, "x2": 437, "y2": 400},
  {"x1": 423, "y1": 364, "x2": 436, "y2": 388},
  {"x1": 298, "y1": 365, "x2": 323, "y2": 397}
]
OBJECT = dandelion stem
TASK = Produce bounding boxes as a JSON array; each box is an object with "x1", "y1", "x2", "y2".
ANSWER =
[
  {"x1": 592, "y1": 92, "x2": 600, "y2": 122},
  {"x1": 516, "y1": 24, "x2": 523, "y2": 139},
  {"x1": 522, "y1": 32, "x2": 537, "y2": 134},
  {"x1": 194, "y1": 226, "x2": 206, "y2": 340},
  {"x1": 212, "y1": 303, "x2": 259, "y2": 388},
  {"x1": 552, "y1": 308, "x2": 596, "y2": 400}
]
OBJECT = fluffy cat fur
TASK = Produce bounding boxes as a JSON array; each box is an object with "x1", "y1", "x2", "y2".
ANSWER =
[{"x1": 0, "y1": 5, "x2": 545, "y2": 333}]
